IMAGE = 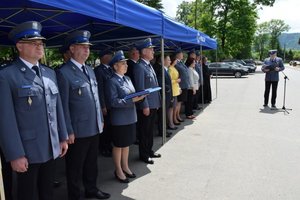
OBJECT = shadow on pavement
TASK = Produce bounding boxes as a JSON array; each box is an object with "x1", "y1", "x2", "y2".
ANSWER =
[
  {"x1": 259, "y1": 106, "x2": 289, "y2": 114},
  {"x1": 53, "y1": 103, "x2": 210, "y2": 199}
]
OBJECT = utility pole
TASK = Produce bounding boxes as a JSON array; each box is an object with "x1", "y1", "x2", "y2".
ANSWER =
[{"x1": 283, "y1": 43, "x2": 286, "y2": 62}]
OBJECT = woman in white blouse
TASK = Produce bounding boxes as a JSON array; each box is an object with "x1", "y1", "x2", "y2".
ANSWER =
[{"x1": 185, "y1": 57, "x2": 199, "y2": 119}]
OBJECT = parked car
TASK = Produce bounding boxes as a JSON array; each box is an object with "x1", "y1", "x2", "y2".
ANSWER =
[
  {"x1": 208, "y1": 62, "x2": 248, "y2": 78},
  {"x1": 223, "y1": 59, "x2": 257, "y2": 72},
  {"x1": 289, "y1": 60, "x2": 300, "y2": 66},
  {"x1": 226, "y1": 62, "x2": 255, "y2": 73},
  {"x1": 254, "y1": 60, "x2": 264, "y2": 65},
  {"x1": 243, "y1": 59, "x2": 256, "y2": 65}
]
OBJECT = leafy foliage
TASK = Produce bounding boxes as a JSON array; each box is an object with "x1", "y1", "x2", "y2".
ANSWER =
[
  {"x1": 254, "y1": 20, "x2": 290, "y2": 60},
  {"x1": 176, "y1": 0, "x2": 259, "y2": 60},
  {"x1": 267, "y1": 19, "x2": 290, "y2": 49},
  {"x1": 135, "y1": 0, "x2": 163, "y2": 10}
]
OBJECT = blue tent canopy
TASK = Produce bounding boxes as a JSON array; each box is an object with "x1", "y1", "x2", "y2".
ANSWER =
[{"x1": 0, "y1": 0, "x2": 217, "y2": 50}]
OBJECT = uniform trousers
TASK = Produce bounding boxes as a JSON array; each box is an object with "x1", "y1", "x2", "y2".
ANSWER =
[
  {"x1": 137, "y1": 109, "x2": 157, "y2": 160},
  {"x1": 0, "y1": 148, "x2": 13, "y2": 200},
  {"x1": 99, "y1": 111, "x2": 112, "y2": 153},
  {"x1": 17, "y1": 159, "x2": 55, "y2": 200},
  {"x1": 66, "y1": 134, "x2": 99, "y2": 200},
  {"x1": 264, "y1": 81, "x2": 278, "y2": 105}
]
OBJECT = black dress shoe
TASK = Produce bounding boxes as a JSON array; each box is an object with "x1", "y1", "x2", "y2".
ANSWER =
[
  {"x1": 85, "y1": 190, "x2": 111, "y2": 199},
  {"x1": 158, "y1": 132, "x2": 172, "y2": 138},
  {"x1": 150, "y1": 153, "x2": 161, "y2": 158},
  {"x1": 123, "y1": 170, "x2": 136, "y2": 178},
  {"x1": 167, "y1": 126, "x2": 178, "y2": 130},
  {"x1": 193, "y1": 106, "x2": 202, "y2": 110},
  {"x1": 114, "y1": 171, "x2": 129, "y2": 183},
  {"x1": 177, "y1": 118, "x2": 184, "y2": 122},
  {"x1": 140, "y1": 158, "x2": 154, "y2": 164},
  {"x1": 166, "y1": 132, "x2": 172, "y2": 137}
]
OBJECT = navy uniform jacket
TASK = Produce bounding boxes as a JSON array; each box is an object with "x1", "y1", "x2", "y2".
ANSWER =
[
  {"x1": 94, "y1": 63, "x2": 114, "y2": 109},
  {"x1": 154, "y1": 64, "x2": 173, "y2": 107},
  {"x1": 175, "y1": 60, "x2": 191, "y2": 89},
  {"x1": 262, "y1": 57, "x2": 285, "y2": 81},
  {"x1": 195, "y1": 63, "x2": 203, "y2": 86},
  {"x1": 0, "y1": 58, "x2": 68, "y2": 163},
  {"x1": 125, "y1": 59, "x2": 137, "y2": 84},
  {"x1": 56, "y1": 60, "x2": 103, "y2": 138},
  {"x1": 133, "y1": 59, "x2": 161, "y2": 110},
  {"x1": 105, "y1": 74, "x2": 137, "y2": 126}
]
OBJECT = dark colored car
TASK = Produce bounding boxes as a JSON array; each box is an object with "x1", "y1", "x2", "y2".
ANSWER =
[
  {"x1": 208, "y1": 62, "x2": 248, "y2": 78},
  {"x1": 223, "y1": 59, "x2": 256, "y2": 72},
  {"x1": 226, "y1": 62, "x2": 253, "y2": 73}
]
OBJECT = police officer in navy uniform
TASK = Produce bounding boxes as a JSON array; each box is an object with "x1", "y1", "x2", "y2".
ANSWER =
[
  {"x1": 0, "y1": 21, "x2": 69, "y2": 200},
  {"x1": 56, "y1": 30, "x2": 110, "y2": 200},
  {"x1": 126, "y1": 46, "x2": 140, "y2": 83},
  {"x1": 105, "y1": 50, "x2": 145, "y2": 183},
  {"x1": 133, "y1": 38, "x2": 161, "y2": 164},
  {"x1": 262, "y1": 49, "x2": 285, "y2": 108},
  {"x1": 0, "y1": 62, "x2": 13, "y2": 200},
  {"x1": 94, "y1": 50, "x2": 114, "y2": 157},
  {"x1": 153, "y1": 54, "x2": 173, "y2": 137}
]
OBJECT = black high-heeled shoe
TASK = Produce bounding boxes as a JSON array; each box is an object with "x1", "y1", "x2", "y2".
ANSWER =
[
  {"x1": 167, "y1": 126, "x2": 178, "y2": 130},
  {"x1": 173, "y1": 122, "x2": 181, "y2": 125},
  {"x1": 123, "y1": 170, "x2": 136, "y2": 178},
  {"x1": 114, "y1": 171, "x2": 129, "y2": 183},
  {"x1": 177, "y1": 118, "x2": 184, "y2": 122}
]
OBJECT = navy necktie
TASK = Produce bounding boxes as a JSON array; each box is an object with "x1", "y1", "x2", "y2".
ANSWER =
[
  {"x1": 82, "y1": 65, "x2": 89, "y2": 79},
  {"x1": 32, "y1": 65, "x2": 40, "y2": 77}
]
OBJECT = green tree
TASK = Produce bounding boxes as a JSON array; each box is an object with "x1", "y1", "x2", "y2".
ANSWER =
[
  {"x1": 176, "y1": 1, "x2": 194, "y2": 25},
  {"x1": 176, "y1": 0, "x2": 277, "y2": 60},
  {"x1": 286, "y1": 49, "x2": 294, "y2": 61},
  {"x1": 267, "y1": 19, "x2": 290, "y2": 49},
  {"x1": 253, "y1": 0, "x2": 275, "y2": 6},
  {"x1": 0, "y1": 46, "x2": 17, "y2": 63},
  {"x1": 136, "y1": 0, "x2": 163, "y2": 10},
  {"x1": 254, "y1": 22, "x2": 270, "y2": 60}
]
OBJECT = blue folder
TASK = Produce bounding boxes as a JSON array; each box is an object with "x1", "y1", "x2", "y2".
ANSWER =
[{"x1": 124, "y1": 87, "x2": 161, "y2": 100}]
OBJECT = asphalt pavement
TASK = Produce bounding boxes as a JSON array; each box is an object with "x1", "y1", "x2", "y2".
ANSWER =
[{"x1": 54, "y1": 65, "x2": 300, "y2": 200}]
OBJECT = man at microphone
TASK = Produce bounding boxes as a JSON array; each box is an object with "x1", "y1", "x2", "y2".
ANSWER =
[{"x1": 261, "y1": 49, "x2": 285, "y2": 108}]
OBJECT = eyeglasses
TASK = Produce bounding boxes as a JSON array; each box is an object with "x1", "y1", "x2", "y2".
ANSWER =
[{"x1": 19, "y1": 41, "x2": 45, "y2": 47}]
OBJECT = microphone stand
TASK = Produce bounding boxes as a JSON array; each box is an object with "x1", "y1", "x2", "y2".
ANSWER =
[{"x1": 280, "y1": 71, "x2": 292, "y2": 114}]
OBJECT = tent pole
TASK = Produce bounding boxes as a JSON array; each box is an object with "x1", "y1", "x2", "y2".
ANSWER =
[
  {"x1": 161, "y1": 37, "x2": 166, "y2": 145},
  {"x1": 215, "y1": 48, "x2": 218, "y2": 99},
  {"x1": 0, "y1": 155, "x2": 5, "y2": 200}
]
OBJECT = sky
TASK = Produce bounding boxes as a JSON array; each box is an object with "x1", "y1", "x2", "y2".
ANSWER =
[{"x1": 161, "y1": 0, "x2": 300, "y2": 33}]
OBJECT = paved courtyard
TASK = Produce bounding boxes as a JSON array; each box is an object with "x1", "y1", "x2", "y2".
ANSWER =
[{"x1": 52, "y1": 65, "x2": 300, "y2": 200}]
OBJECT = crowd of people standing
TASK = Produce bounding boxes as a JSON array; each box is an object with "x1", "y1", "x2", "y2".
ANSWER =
[{"x1": 0, "y1": 21, "x2": 212, "y2": 200}]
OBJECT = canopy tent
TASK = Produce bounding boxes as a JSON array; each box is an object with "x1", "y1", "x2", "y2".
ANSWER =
[
  {"x1": 0, "y1": 0, "x2": 217, "y2": 50},
  {"x1": 0, "y1": 0, "x2": 217, "y2": 144}
]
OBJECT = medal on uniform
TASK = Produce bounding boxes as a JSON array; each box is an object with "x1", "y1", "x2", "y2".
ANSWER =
[
  {"x1": 78, "y1": 88, "x2": 82, "y2": 95},
  {"x1": 28, "y1": 96, "x2": 32, "y2": 106}
]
